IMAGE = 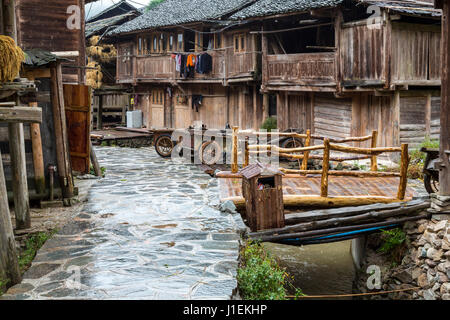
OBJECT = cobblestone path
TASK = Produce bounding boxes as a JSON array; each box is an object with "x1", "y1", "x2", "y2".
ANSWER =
[{"x1": 4, "y1": 147, "x2": 245, "y2": 300}]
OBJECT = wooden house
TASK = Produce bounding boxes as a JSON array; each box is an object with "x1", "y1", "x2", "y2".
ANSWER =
[
  {"x1": 108, "y1": 0, "x2": 264, "y2": 131},
  {"x1": 85, "y1": 0, "x2": 141, "y2": 128},
  {"x1": 229, "y1": 0, "x2": 442, "y2": 149},
  {"x1": 1, "y1": 0, "x2": 93, "y2": 203}
]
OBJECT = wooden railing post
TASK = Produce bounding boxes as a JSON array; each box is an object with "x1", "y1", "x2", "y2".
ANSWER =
[
  {"x1": 244, "y1": 136, "x2": 249, "y2": 168},
  {"x1": 301, "y1": 129, "x2": 311, "y2": 170},
  {"x1": 397, "y1": 143, "x2": 410, "y2": 200},
  {"x1": 232, "y1": 126, "x2": 239, "y2": 173},
  {"x1": 371, "y1": 130, "x2": 378, "y2": 172},
  {"x1": 321, "y1": 138, "x2": 331, "y2": 198}
]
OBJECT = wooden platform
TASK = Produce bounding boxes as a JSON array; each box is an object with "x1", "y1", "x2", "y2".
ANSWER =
[
  {"x1": 219, "y1": 175, "x2": 417, "y2": 208},
  {"x1": 91, "y1": 129, "x2": 153, "y2": 142}
]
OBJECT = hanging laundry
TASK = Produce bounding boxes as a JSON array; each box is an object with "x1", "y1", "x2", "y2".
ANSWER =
[
  {"x1": 175, "y1": 54, "x2": 182, "y2": 72},
  {"x1": 192, "y1": 95, "x2": 203, "y2": 112},
  {"x1": 185, "y1": 54, "x2": 196, "y2": 78},
  {"x1": 197, "y1": 53, "x2": 212, "y2": 74}
]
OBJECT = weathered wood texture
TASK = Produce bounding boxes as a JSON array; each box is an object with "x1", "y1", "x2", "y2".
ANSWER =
[
  {"x1": 64, "y1": 84, "x2": 91, "y2": 174},
  {"x1": 8, "y1": 122, "x2": 31, "y2": 229},
  {"x1": 242, "y1": 174, "x2": 284, "y2": 232},
  {"x1": 314, "y1": 94, "x2": 352, "y2": 141},
  {"x1": 340, "y1": 24, "x2": 384, "y2": 84},
  {"x1": 266, "y1": 52, "x2": 335, "y2": 86},
  {"x1": 391, "y1": 23, "x2": 441, "y2": 85},
  {"x1": 15, "y1": 0, "x2": 86, "y2": 84},
  {"x1": 439, "y1": 0, "x2": 450, "y2": 196},
  {"x1": 0, "y1": 149, "x2": 21, "y2": 288},
  {"x1": 0, "y1": 106, "x2": 42, "y2": 123},
  {"x1": 219, "y1": 176, "x2": 416, "y2": 204}
]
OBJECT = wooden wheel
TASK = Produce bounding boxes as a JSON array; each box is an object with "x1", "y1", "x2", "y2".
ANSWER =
[
  {"x1": 155, "y1": 134, "x2": 174, "y2": 158},
  {"x1": 424, "y1": 173, "x2": 440, "y2": 194},
  {"x1": 281, "y1": 138, "x2": 304, "y2": 162},
  {"x1": 199, "y1": 141, "x2": 222, "y2": 165}
]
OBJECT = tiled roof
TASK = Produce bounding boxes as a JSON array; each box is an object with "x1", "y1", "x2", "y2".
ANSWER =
[
  {"x1": 230, "y1": 0, "x2": 344, "y2": 20},
  {"x1": 229, "y1": 0, "x2": 440, "y2": 19},
  {"x1": 86, "y1": 12, "x2": 139, "y2": 38},
  {"x1": 108, "y1": 0, "x2": 255, "y2": 35}
]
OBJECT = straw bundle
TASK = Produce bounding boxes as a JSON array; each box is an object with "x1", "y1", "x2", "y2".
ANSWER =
[
  {"x1": 86, "y1": 61, "x2": 103, "y2": 89},
  {"x1": 87, "y1": 36, "x2": 117, "y2": 63},
  {"x1": 0, "y1": 35, "x2": 25, "y2": 83}
]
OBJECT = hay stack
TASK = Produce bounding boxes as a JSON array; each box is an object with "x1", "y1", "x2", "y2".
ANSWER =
[
  {"x1": 0, "y1": 36, "x2": 25, "y2": 83},
  {"x1": 86, "y1": 61, "x2": 103, "y2": 89},
  {"x1": 87, "y1": 36, "x2": 117, "y2": 63}
]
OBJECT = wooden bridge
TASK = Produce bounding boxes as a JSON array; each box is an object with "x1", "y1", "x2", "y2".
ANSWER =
[{"x1": 216, "y1": 127, "x2": 429, "y2": 244}]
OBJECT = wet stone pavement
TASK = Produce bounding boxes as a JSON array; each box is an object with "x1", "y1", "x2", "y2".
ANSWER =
[{"x1": 4, "y1": 147, "x2": 247, "y2": 300}]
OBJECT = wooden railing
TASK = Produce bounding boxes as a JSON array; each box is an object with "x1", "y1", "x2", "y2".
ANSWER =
[
  {"x1": 225, "y1": 126, "x2": 410, "y2": 204},
  {"x1": 265, "y1": 52, "x2": 336, "y2": 86}
]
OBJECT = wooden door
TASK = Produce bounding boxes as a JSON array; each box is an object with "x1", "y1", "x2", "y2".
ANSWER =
[
  {"x1": 151, "y1": 89, "x2": 165, "y2": 129},
  {"x1": 64, "y1": 84, "x2": 91, "y2": 174}
]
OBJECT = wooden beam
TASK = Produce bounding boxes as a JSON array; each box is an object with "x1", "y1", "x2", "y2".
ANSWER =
[
  {"x1": 0, "y1": 107, "x2": 42, "y2": 123},
  {"x1": 29, "y1": 102, "x2": 45, "y2": 194},
  {"x1": 8, "y1": 123, "x2": 31, "y2": 229},
  {"x1": 51, "y1": 63, "x2": 74, "y2": 199},
  {"x1": 0, "y1": 148, "x2": 21, "y2": 289},
  {"x1": 440, "y1": 0, "x2": 450, "y2": 196},
  {"x1": 397, "y1": 144, "x2": 410, "y2": 200},
  {"x1": 301, "y1": 129, "x2": 311, "y2": 170},
  {"x1": 371, "y1": 130, "x2": 378, "y2": 171},
  {"x1": 321, "y1": 138, "x2": 330, "y2": 197},
  {"x1": 231, "y1": 126, "x2": 239, "y2": 173}
]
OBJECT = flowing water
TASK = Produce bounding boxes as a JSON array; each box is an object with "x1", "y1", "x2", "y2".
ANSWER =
[{"x1": 264, "y1": 241, "x2": 356, "y2": 298}]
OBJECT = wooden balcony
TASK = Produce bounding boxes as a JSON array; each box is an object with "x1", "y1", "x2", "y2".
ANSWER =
[
  {"x1": 117, "y1": 50, "x2": 258, "y2": 84},
  {"x1": 265, "y1": 52, "x2": 336, "y2": 89}
]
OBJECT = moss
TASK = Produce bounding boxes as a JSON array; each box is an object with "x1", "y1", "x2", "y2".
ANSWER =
[
  {"x1": 237, "y1": 241, "x2": 305, "y2": 300},
  {"x1": 18, "y1": 230, "x2": 57, "y2": 274}
]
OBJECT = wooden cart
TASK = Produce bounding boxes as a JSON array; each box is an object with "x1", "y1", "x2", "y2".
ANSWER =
[{"x1": 152, "y1": 127, "x2": 229, "y2": 165}]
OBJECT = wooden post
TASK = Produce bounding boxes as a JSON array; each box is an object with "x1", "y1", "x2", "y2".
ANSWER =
[
  {"x1": 90, "y1": 140, "x2": 102, "y2": 177},
  {"x1": 244, "y1": 137, "x2": 249, "y2": 168},
  {"x1": 29, "y1": 102, "x2": 45, "y2": 194},
  {"x1": 371, "y1": 130, "x2": 378, "y2": 172},
  {"x1": 0, "y1": 149, "x2": 21, "y2": 289},
  {"x1": 439, "y1": 0, "x2": 450, "y2": 196},
  {"x1": 97, "y1": 94, "x2": 103, "y2": 130},
  {"x1": 321, "y1": 138, "x2": 330, "y2": 198},
  {"x1": 8, "y1": 122, "x2": 31, "y2": 229},
  {"x1": 51, "y1": 62, "x2": 74, "y2": 199},
  {"x1": 397, "y1": 144, "x2": 410, "y2": 200},
  {"x1": 262, "y1": 93, "x2": 269, "y2": 123},
  {"x1": 301, "y1": 129, "x2": 311, "y2": 170},
  {"x1": 232, "y1": 126, "x2": 239, "y2": 173}
]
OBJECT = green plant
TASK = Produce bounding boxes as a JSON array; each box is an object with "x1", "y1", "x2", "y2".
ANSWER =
[
  {"x1": 18, "y1": 230, "x2": 56, "y2": 273},
  {"x1": 261, "y1": 117, "x2": 278, "y2": 132},
  {"x1": 237, "y1": 241, "x2": 305, "y2": 300},
  {"x1": 147, "y1": 0, "x2": 165, "y2": 11},
  {"x1": 89, "y1": 165, "x2": 106, "y2": 177},
  {"x1": 378, "y1": 228, "x2": 407, "y2": 263},
  {"x1": 0, "y1": 276, "x2": 10, "y2": 296}
]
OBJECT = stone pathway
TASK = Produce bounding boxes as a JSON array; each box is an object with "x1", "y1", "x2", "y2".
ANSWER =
[{"x1": 3, "y1": 147, "x2": 246, "y2": 300}]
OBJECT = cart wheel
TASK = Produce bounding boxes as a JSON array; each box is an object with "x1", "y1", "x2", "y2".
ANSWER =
[
  {"x1": 281, "y1": 138, "x2": 304, "y2": 162},
  {"x1": 155, "y1": 134, "x2": 174, "y2": 158},
  {"x1": 199, "y1": 141, "x2": 222, "y2": 165},
  {"x1": 424, "y1": 173, "x2": 440, "y2": 194}
]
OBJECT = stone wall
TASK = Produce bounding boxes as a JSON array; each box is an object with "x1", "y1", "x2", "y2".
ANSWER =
[{"x1": 354, "y1": 215, "x2": 450, "y2": 300}]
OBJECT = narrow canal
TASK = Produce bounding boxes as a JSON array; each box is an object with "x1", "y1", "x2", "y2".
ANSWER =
[{"x1": 264, "y1": 241, "x2": 355, "y2": 298}]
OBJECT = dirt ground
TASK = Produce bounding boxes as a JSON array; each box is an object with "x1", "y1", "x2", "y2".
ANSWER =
[{"x1": 10, "y1": 178, "x2": 98, "y2": 245}]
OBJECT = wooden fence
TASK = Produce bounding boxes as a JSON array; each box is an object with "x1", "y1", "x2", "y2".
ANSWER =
[{"x1": 223, "y1": 126, "x2": 410, "y2": 206}]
